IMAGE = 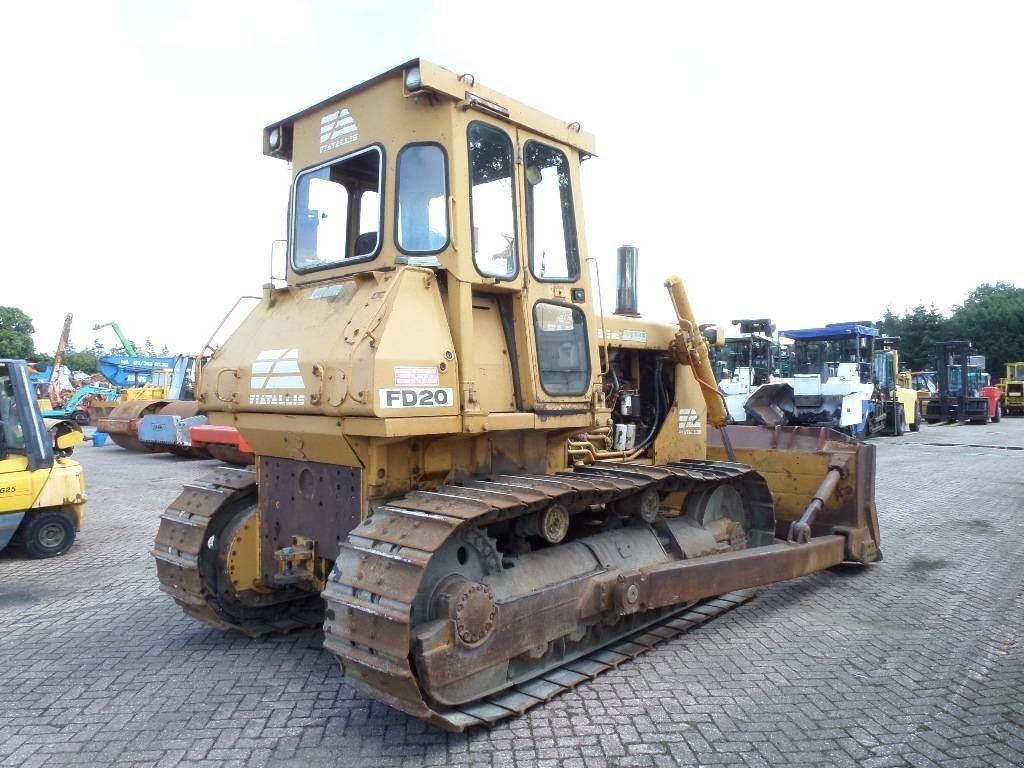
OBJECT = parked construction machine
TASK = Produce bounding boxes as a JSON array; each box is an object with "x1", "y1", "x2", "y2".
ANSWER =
[
  {"x1": 924, "y1": 342, "x2": 1001, "y2": 424},
  {"x1": 97, "y1": 355, "x2": 204, "y2": 455},
  {"x1": 152, "y1": 60, "x2": 882, "y2": 731},
  {"x1": 1, "y1": 360, "x2": 86, "y2": 557},
  {"x1": 41, "y1": 383, "x2": 118, "y2": 426},
  {"x1": 714, "y1": 319, "x2": 779, "y2": 423},
  {"x1": 744, "y1": 324, "x2": 917, "y2": 436},
  {"x1": 999, "y1": 362, "x2": 1024, "y2": 417}
]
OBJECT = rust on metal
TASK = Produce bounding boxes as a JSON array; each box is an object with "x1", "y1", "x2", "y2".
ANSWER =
[
  {"x1": 258, "y1": 457, "x2": 361, "y2": 586},
  {"x1": 98, "y1": 399, "x2": 169, "y2": 452}
]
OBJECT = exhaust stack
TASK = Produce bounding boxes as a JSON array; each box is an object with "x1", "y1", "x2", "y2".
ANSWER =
[{"x1": 614, "y1": 245, "x2": 640, "y2": 317}]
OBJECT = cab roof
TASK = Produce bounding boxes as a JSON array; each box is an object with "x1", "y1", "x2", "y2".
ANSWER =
[
  {"x1": 263, "y1": 58, "x2": 597, "y2": 160},
  {"x1": 781, "y1": 324, "x2": 879, "y2": 341}
]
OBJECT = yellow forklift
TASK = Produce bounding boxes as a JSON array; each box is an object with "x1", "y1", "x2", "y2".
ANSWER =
[
  {"x1": 1000, "y1": 362, "x2": 1024, "y2": 416},
  {"x1": 0, "y1": 359, "x2": 87, "y2": 558}
]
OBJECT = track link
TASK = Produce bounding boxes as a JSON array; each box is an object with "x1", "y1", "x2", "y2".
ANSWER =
[
  {"x1": 152, "y1": 465, "x2": 322, "y2": 636},
  {"x1": 323, "y1": 460, "x2": 772, "y2": 731}
]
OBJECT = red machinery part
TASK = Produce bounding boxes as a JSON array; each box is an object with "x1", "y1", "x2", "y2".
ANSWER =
[
  {"x1": 982, "y1": 385, "x2": 1002, "y2": 418},
  {"x1": 190, "y1": 424, "x2": 254, "y2": 466}
]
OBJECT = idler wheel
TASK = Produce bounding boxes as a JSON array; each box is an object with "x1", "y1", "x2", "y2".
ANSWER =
[
  {"x1": 437, "y1": 579, "x2": 498, "y2": 646},
  {"x1": 613, "y1": 488, "x2": 661, "y2": 523},
  {"x1": 539, "y1": 504, "x2": 570, "y2": 543},
  {"x1": 514, "y1": 504, "x2": 570, "y2": 544}
]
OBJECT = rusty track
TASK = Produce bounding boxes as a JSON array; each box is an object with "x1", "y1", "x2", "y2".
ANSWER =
[
  {"x1": 322, "y1": 460, "x2": 773, "y2": 732},
  {"x1": 151, "y1": 465, "x2": 322, "y2": 635}
]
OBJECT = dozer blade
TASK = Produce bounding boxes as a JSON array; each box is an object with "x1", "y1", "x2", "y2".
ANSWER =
[
  {"x1": 743, "y1": 383, "x2": 796, "y2": 427},
  {"x1": 709, "y1": 424, "x2": 881, "y2": 564},
  {"x1": 97, "y1": 399, "x2": 170, "y2": 453}
]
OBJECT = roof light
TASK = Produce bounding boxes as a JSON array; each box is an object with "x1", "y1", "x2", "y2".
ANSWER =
[
  {"x1": 464, "y1": 93, "x2": 509, "y2": 118},
  {"x1": 405, "y1": 65, "x2": 422, "y2": 91},
  {"x1": 268, "y1": 126, "x2": 282, "y2": 151}
]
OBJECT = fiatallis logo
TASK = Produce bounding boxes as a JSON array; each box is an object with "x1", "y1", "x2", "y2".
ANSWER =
[
  {"x1": 249, "y1": 348, "x2": 306, "y2": 406},
  {"x1": 320, "y1": 108, "x2": 358, "y2": 153}
]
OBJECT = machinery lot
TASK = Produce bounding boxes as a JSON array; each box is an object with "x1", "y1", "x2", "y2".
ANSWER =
[{"x1": 1, "y1": 424, "x2": 1022, "y2": 768}]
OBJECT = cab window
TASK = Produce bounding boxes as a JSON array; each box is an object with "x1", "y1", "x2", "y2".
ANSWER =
[
  {"x1": 397, "y1": 144, "x2": 449, "y2": 253},
  {"x1": 0, "y1": 370, "x2": 26, "y2": 454},
  {"x1": 524, "y1": 141, "x2": 579, "y2": 281},
  {"x1": 468, "y1": 123, "x2": 517, "y2": 279},
  {"x1": 293, "y1": 146, "x2": 383, "y2": 271},
  {"x1": 534, "y1": 302, "x2": 590, "y2": 396}
]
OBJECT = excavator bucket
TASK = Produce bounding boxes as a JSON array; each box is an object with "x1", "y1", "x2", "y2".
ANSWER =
[
  {"x1": 97, "y1": 400, "x2": 170, "y2": 453},
  {"x1": 708, "y1": 425, "x2": 881, "y2": 563}
]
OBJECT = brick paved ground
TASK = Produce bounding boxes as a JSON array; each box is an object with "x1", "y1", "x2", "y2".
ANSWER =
[{"x1": 1, "y1": 421, "x2": 1021, "y2": 767}]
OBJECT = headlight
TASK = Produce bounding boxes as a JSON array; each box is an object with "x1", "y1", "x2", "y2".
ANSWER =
[
  {"x1": 404, "y1": 66, "x2": 422, "y2": 91},
  {"x1": 268, "y1": 126, "x2": 282, "y2": 151}
]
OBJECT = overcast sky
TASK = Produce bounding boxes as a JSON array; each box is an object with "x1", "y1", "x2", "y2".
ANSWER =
[{"x1": 3, "y1": 1, "x2": 1022, "y2": 355}]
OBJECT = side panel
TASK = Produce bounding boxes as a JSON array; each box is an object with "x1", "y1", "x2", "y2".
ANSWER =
[{"x1": 200, "y1": 267, "x2": 459, "y2": 421}]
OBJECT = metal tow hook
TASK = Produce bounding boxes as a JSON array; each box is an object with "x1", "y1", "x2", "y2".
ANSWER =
[{"x1": 788, "y1": 455, "x2": 850, "y2": 544}]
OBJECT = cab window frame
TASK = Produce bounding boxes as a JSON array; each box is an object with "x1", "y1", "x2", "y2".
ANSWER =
[
  {"x1": 466, "y1": 120, "x2": 520, "y2": 282},
  {"x1": 394, "y1": 141, "x2": 451, "y2": 256},
  {"x1": 289, "y1": 143, "x2": 387, "y2": 275},
  {"x1": 523, "y1": 139, "x2": 580, "y2": 283}
]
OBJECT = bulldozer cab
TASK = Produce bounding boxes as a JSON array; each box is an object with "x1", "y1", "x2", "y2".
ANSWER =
[
  {"x1": 254, "y1": 60, "x2": 601, "y2": 427},
  {"x1": 0, "y1": 360, "x2": 54, "y2": 472}
]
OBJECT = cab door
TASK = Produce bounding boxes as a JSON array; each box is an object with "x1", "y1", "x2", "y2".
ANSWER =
[{"x1": 512, "y1": 128, "x2": 595, "y2": 413}]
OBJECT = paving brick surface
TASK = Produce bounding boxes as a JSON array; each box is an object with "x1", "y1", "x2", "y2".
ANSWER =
[{"x1": 1, "y1": 420, "x2": 1022, "y2": 767}]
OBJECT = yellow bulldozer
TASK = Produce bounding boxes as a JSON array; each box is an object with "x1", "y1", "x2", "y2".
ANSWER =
[{"x1": 152, "y1": 60, "x2": 882, "y2": 731}]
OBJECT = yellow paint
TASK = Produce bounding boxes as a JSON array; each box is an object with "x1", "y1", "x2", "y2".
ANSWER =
[
  {"x1": 225, "y1": 508, "x2": 266, "y2": 593},
  {"x1": 0, "y1": 455, "x2": 87, "y2": 528}
]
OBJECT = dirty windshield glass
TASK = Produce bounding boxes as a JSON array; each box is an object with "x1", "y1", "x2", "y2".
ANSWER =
[
  {"x1": 293, "y1": 146, "x2": 382, "y2": 271},
  {"x1": 468, "y1": 123, "x2": 517, "y2": 279}
]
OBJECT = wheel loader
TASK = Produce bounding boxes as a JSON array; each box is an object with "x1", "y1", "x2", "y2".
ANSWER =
[
  {"x1": 152, "y1": 60, "x2": 882, "y2": 731},
  {"x1": 1, "y1": 359, "x2": 87, "y2": 558}
]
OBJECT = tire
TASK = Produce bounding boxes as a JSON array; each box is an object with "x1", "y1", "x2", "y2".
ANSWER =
[
  {"x1": 72, "y1": 410, "x2": 90, "y2": 426},
  {"x1": 909, "y1": 402, "x2": 921, "y2": 432},
  {"x1": 992, "y1": 402, "x2": 1001, "y2": 423},
  {"x1": 894, "y1": 404, "x2": 906, "y2": 437},
  {"x1": 21, "y1": 510, "x2": 76, "y2": 558}
]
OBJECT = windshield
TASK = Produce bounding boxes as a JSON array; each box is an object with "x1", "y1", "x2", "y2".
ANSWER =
[
  {"x1": 873, "y1": 351, "x2": 895, "y2": 390},
  {"x1": 716, "y1": 338, "x2": 773, "y2": 383},
  {"x1": 912, "y1": 372, "x2": 936, "y2": 393},
  {"x1": 792, "y1": 335, "x2": 872, "y2": 382},
  {"x1": 293, "y1": 146, "x2": 383, "y2": 271},
  {"x1": 0, "y1": 368, "x2": 27, "y2": 454},
  {"x1": 947, "y1": 367, "x2": 986, "y2": 396}
]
